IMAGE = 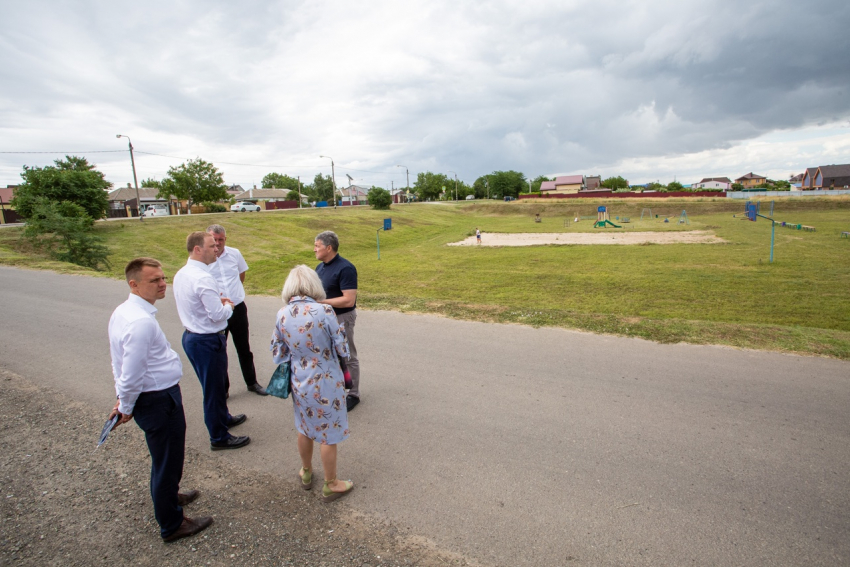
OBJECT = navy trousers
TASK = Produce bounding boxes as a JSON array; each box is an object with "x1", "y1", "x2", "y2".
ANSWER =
[
  {"x1": 224, "y1": 301, "x2": 258, "y2": 392},
  {"x1": 133, "y1": 384, "x2": 185, "y2": 538},
  {"x1": 182, "y1": 331, "x2": 233, "y2": 444}
]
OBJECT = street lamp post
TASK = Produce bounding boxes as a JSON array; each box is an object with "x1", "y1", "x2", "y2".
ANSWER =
[
  {"x1": 396, "y1": 165, "x2": 409, "y2": 203},
  {"x1": 448, "y1": 171, "x2": 458, "y2": 201},
  {"x1": 116, "y1": 134, "x2": 143, "y2": 221},
  {"x1": 319, "y1": 155, "x2": 337, "y2": 209}
]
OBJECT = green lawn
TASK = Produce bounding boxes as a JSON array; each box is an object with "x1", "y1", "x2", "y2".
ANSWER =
[{"x1": 2, "y1": 197, "x2": 849, "y2": 358}]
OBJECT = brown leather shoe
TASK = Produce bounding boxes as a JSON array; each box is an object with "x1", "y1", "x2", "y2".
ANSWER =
[
  {"x1": 162, "y1": 516, "x2": 214, "y2": 543},
  {"x1": 177, "y1": 490, "x2": 199, "y2": 507}
]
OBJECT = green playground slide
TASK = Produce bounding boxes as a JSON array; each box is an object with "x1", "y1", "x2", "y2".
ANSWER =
[{"x1": 593, "y1": 220, "x2": 622, "y2": 228}]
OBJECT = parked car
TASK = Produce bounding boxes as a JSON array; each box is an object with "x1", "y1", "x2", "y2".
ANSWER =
[
  {"x1": 504, "y1": 196, "x2": 516, "y2": 201},
  {"x1": 231, "y1": 201, "x2": 261, "y2": 212},
  {"x1": 143, "y1": 204, "x2": 170, "y2": 217},
  {"x1": 465, "y1": 195, "x2": 475, "y2": 200}
]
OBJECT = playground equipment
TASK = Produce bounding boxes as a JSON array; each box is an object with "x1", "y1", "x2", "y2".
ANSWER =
[
  {"x1": 594, "y1": 206, "x2": 622, "y2": 228},
  {"x1": 640, "y1": 208, "x2": 653, "y2": 221},
  {"x1": 534, "y1": 213, "x2": 541, "y2": 223},
  {"x1": 678, "y1": 210, "x2": 690, "y2": 225},
  {"x1": 742, "y1": 201, "x2": 815, "y2": 263},
  {"x1": 376, "y1": 218, "x2": 391, "y2": 259}
]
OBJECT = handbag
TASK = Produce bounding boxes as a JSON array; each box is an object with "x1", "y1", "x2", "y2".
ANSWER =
[{"x1": 267, "y1": 362, "x2": 291, "y2": 399}]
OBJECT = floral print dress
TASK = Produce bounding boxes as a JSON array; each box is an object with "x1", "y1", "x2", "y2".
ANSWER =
[{"x1": 271, "y1": 296, "x2": 350, "y2": 445}]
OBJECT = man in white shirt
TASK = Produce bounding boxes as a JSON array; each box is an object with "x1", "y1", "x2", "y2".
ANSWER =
[
  {"x1": 173, "y1": 231, "x2": 250, "y2": 451},
  {"x1": 107, "y1": 257, "x2": 213, "y2": 542},
  {"x1": 206, "y1": 224, "x2": 267, "y2": 396}
]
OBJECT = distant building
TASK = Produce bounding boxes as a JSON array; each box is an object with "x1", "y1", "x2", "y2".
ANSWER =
[
  {"x1": 789, "y1": 173, "x2": 804, "y2": 188},
  {"x1": 340, "y1": 185, "x2": 369, "y2": 204},
  {"x1": 812, "y1": 164, "x2": 850, "y2": 189},
  {"x1": 800, "y1": 167, "x2": 819, "y2": 189},
  {"x1": 540, "y1": 175, "x2": 586, "y2": 195},
  {"x1": 735, "y1": 172, "x2": 767, "y2": 188},
  {"x1": 694, "y1": 177, "x2": 732, "y2": 190},
  {"x1": 227, "y1": 184, "x2": 244, "y2": 197}
]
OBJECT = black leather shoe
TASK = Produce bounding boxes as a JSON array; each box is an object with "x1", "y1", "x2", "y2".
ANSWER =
[
  {"x1": 248, "y1": 383, "x2": 269, "y2": 396},
  {"x1": 162, "y1": 516, "x2": 214, "y2": 543},
  {"x1": 227, "y1": 414, "x2": 247, "y2": 427},
  {"x1": 210, "y1": 435, "x2": 250, "y2": 451},
  {"x1": 177, "y1": 490, "x2": 199, "y2": 507},
  {"x1": 346, "y1": 395, "x2": 360, "y2": 412}
]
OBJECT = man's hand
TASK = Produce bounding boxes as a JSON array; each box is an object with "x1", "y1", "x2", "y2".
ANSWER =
[{"x1": 109, "y1": 401, "x2": 133, "y2": 428}]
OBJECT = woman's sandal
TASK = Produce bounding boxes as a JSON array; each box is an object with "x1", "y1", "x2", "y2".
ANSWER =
[
  {"x1": 321, "y1": 478, "x2": 354, "y2": 502},
  {"x1": 298, "y1": 467, "x2": 313, "y2": 490}
]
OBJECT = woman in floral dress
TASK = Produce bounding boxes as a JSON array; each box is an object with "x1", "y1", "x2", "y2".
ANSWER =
[{"x1": 271, "y1": 265, "x2": 354, "y2": 502}]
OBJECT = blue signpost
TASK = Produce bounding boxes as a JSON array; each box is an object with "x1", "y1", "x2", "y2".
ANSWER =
[
  {"x1": 746, "y1": 201, "x2": 776, "y2": 263},
  {"x1": 377, "y1": 218, "x2": 392, "y2": 259}
]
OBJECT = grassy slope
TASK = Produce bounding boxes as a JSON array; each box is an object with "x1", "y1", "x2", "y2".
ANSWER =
[{"x1": 2, "y1": 197, "x2": 849, "y2": 358}]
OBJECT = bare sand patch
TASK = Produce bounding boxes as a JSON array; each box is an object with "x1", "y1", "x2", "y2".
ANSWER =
[{"x1": 449, "y1": 231, "x2": 726, "y2": 246}]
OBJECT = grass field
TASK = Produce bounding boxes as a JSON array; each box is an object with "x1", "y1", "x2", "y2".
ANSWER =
[{"x1": 2, "y1": 197, "x2": 849, "y2": 358}]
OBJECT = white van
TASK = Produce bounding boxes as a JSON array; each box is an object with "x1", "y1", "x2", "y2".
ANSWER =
[{"x1": 144, "y1": 204, "x2": 170, "y2": 217}]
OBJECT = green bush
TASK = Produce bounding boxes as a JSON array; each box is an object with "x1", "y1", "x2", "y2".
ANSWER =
[
  {"x1": 202, "y1": 202, "x2": 228, "y2": 213},
  {"x1": 367, "y1": 187, "x2": 392, "y2": 210},
  {"x1": 22, "y1": 198, "x2": 110, "y2": 270}
]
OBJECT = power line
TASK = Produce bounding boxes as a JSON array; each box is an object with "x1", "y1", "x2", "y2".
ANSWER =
[{"x1": 0, "y1": 150, "x2": 125, "y2": 154}]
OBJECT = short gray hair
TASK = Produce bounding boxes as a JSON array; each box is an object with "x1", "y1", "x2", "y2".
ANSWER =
[
  {"x1": 281, "y1": 265, "x2": 327, "y2": 303},
  {"x1": 206, "y1": 224, "x2": 226, "y2": 235},
  {"x1": 315, "y1": 231, "x2": 339, "y2": 252}
]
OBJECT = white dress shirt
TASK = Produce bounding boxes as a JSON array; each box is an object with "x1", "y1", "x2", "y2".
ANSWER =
[
  {"x1": 109, "y1": 293, "x2": 183, "y2": 415},
  {"x1": 211, "y1": 246, "x2": 249, "y2": 306},
  {"x1": 173, "y1": 258, "x2": 233, "y2": 333}
]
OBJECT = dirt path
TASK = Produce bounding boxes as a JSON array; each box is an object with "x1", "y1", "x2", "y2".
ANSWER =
[
  {"x1": 448, "y1": 231, "x2": 725, "y2": 246},
  {"x1": 0, "y1": 370, "x2": 481, "y2": 567}
]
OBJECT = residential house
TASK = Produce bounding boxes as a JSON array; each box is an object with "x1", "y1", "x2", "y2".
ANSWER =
[
  {"x1": 812, "y1": 164, "x2": 850, "y2": 189},
  {"x1": 789, "y1": 173, "x2": 804, "y2": 188},
  {"x1": 233, "y1": 188, "x2": 291, "y2": 207},
  {"x1": 540, "y1": 175, "x2": 586, "y2": 195},
  {"x1": 735, "y1": 172, "x2": 767, "y2": 188},
  {"x1": 340, "y1": 184, "x2": 369, "y2": 204},
  {"x1": 800, "y1": 167, "x2": 819, "y2": 189},
  {"x1": 107, "y1": 185, "x2": 170, "y2": 216},
  {"x1": 0, "y1": 185, "x2": 20, "y2": 224},
  {"x1": 227, "y1": 184, "x2": 244, "y2": 197},
  {"x1": 694, "y1": 177, "x2": 732, "y2": 190},
  {"x1": 584, "y1": 175, "x2": 602, "y2": 191}
]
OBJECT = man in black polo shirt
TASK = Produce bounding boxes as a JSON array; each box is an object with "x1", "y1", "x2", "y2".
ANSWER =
[{"x1": 314, "y1": 230, "x2": 361, "y2": 411}]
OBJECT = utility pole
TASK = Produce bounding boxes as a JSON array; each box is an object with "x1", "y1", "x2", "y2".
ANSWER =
[
  {"x1": 319, "y1": 155, "x2": 337, "y2": 208},
  {"x1": 396, "y1": 165, "x2": 409, "y2": 203},
  {"x1": 116, "y1": 134, "x2": 143, "y2": 221},
  {"x1": 448, "y1": 171, "x2": 458, "y2": 201},
  {"x1": 298, "y1": 175, "x2": 302, "y2": 208}
]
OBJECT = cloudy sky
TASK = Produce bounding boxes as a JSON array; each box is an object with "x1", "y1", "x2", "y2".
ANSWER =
[{"x1": 1, "y1": 0, "x2": 848, "y2": 189}]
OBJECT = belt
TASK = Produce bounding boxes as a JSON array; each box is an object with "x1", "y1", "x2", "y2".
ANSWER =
[{"x1": 185, "y1": 329, "x2": 226, "y2": 336}]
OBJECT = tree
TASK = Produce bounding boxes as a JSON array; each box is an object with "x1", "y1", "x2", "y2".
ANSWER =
[
  {"x1": 11, "y1": 155, "x2": 110, "y2": 220},
  {"x1": 22, "y1": 198, "x2": 110, "y2": 270},
  {"x1": 286, "y1": 189, "x2": 302, "y2": 202},
  {"x1": 601, "y1": 176, "x2": 629, "y2": 190},
  {"x1": 157, "y1": 158, "x2": 227, "y2": 210},
  {"x1": 262, "y1": 172, "x2": 300, "y2": 191},
  {"x1": 141, "y1": 178, "x2": 162, "y2": 188},
  {"x1": 367, "y1": 187, "x2": 392, "y2": 210},
  {"x1": 529, "y1": 175, "x2": 551, "y2": 193},
  {"x1": 731, "y1": 182, "x2": 744, "y2": 191},
  {"x1": 413, "y1": 172, "x2": 452, "y2": 201},
  {"x1": 474, "y1": 171, "x2": 526, "y2": 199},
  {"x1": 667, "y1": 181, "x2": 684, "y2": 192},
  {"x1": 311, "y1": 173, "x2": 335, "y2": 202},
  {"x1": 645, "y1": 182, "x2": 665, "y2": 192}
]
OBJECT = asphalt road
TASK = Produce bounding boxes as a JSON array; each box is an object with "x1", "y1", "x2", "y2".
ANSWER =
[{"x1": 1, "y1": 265, "x2": 848, "y2": 566}]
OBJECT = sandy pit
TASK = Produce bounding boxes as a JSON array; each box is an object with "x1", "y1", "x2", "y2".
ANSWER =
[{"x1": 449, "y1": 231, "x2": 726, "y2": 246}]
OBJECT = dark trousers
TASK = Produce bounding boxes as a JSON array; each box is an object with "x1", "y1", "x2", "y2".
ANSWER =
[
  {"x1": 182, "y1": 331, "x2": 233, "y2": 444},
  {"x1": 133, "y1": 384, "x2": 185, "y2": 538},
  {"x1": 224, "y1": 301, "x2": 257, "y2": 391}
]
